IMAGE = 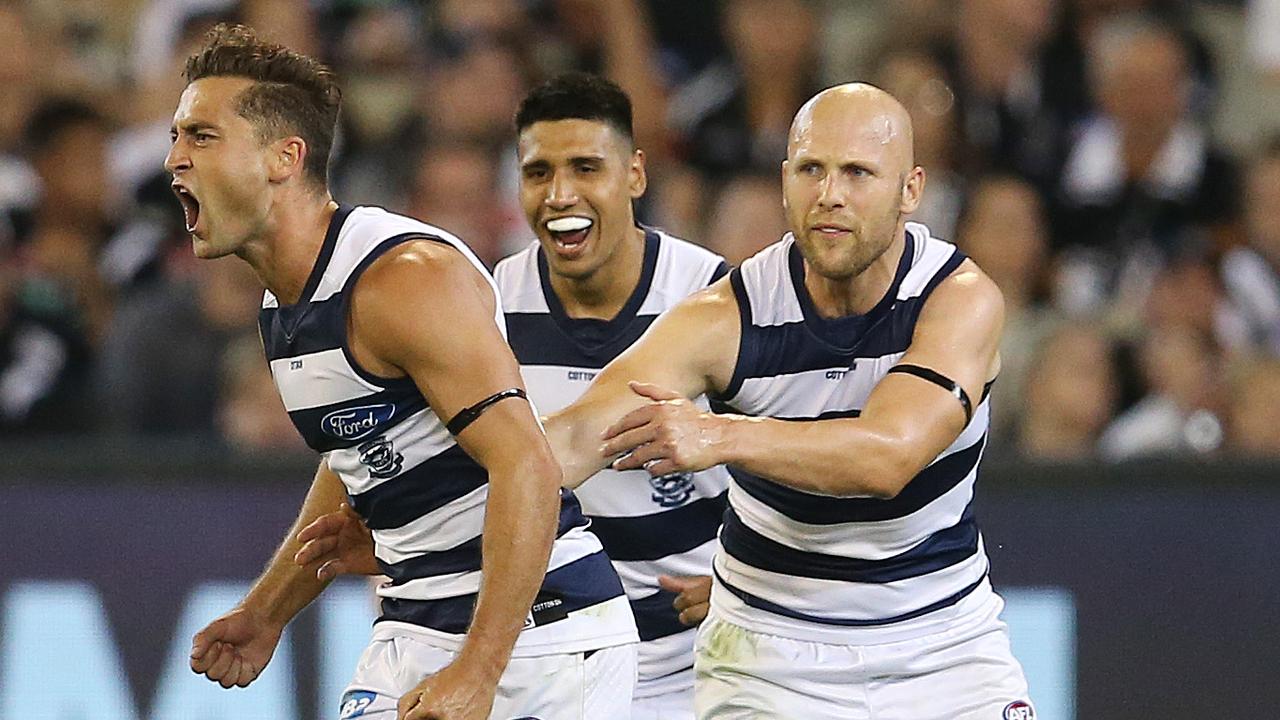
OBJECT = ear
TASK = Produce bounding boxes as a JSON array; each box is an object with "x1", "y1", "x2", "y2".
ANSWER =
[
  {"x1": 900, "y1": 166, "x2": 925, "y2": 214},
  {"x1": 629, "y1": 148, "x2": 648, "y2": 199},
  {"x1": 268, "y1": 136, "x2": 308, "y2": 183}
]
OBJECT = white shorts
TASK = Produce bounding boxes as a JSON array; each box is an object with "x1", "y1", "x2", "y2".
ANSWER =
[
  {"x1": 694, "y1": 590, "x2": 1033, "y2": 720},
  {"x1": 632, "y1": 665, "x2": 695, "y2": 720},
  {"x1": 340, "y1": 623, "x2": 638, "y2": 719}
]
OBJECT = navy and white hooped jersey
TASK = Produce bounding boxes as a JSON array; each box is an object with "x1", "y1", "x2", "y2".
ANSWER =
[
  {"x1": 494, "y1": 228, "x2": 730, "y2": 683},
  {"x1": 260, "y1": 205, "x2": 636, "y2": 657},
  {"x1": 711, "y1": 221, "x2": 995, "y2": 644}
]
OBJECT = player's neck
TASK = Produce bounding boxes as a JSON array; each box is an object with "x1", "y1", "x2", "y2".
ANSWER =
[
  {"x1": 239, "y1": 189, "x2": 339, "y2": 306},
  {"x1": 551, "y1": 225, "x2": 647, "y2": 321},
  {"x1": 804, "y1": 229, "x2": 906, "y2": 318}
]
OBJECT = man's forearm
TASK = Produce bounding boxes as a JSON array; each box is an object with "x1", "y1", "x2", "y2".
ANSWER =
[
  {"x1": 242, "y1": 461, "x2": 347, "y2": 627},
  {"x1": 456, "y1": 456, "x2": 560, "y2": 677},
  {"x1": 718, "y1": 415, "x2": 916, "y2": 499},
  {"x1": 543, "y1": 408, "x2": 611, "y2": 489}
]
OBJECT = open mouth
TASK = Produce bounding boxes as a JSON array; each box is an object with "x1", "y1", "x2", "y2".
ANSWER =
[
  {"x1": 545, "y1": 216, "x2": 593, "y2": 256},
  {"x1": 172, "y1": 185, "x2": 201, "y2": 233}
]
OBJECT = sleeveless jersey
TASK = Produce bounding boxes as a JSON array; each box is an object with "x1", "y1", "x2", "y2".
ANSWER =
[
  {"x1": 494, "y1": 228, "x2": 730, "y2": 684},
  {"x1": 260, "y1": 205, "x2": 636, "y2": 656},
  {"x1": 711, "y1": 222, "x2": 995, "y2": 644}
]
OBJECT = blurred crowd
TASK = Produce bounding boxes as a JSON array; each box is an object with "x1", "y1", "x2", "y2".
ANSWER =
[{"x1": 2, "y1": 0, "x2": 1279, "y2": 462}]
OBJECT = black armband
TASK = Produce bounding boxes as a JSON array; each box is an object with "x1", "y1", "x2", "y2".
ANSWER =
[
  {"x1": 446, "y1": 388, "x2": 528, "y2": 435},
  {"x1": 885, "y1": 364, "x2": 973, "y2": 425}
]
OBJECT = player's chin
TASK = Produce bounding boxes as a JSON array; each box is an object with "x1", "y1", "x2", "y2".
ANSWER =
[
  {"x1": 191, "y1": 234, "x2": 236, "y2": 260},
  {"x1": 191, "y1": 237, "x2": 215, "y2": 258}
]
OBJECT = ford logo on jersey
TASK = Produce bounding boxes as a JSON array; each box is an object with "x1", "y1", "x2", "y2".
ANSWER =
[{"x1": 321, "y1": 403, "x2": 396, "y2": 440}]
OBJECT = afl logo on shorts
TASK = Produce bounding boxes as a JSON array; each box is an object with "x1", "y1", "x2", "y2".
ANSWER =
[{"x1": 1003, "y1": 701, "x2": 1036, "y2": 720}]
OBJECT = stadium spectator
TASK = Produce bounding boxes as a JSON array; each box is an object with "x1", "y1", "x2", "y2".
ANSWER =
[
  {"x1": 1220, "y1": 138, "x2": 1280, "y2": 356},
  {"x1": 1019, "y1": 322, "x2": 1119, "y2": 459},
  {"x1": 328, "y1": 4, "x2": 429, "y2": 209},
  {"x1": 669, "y1": 0, "x2": 818, "y2": 180},
  {"x1": 0, "y1": 248, "x2": 93, "y2": 435},
  {"x1": 1099, "y1": 324, "x2": 1225, "y2": 458},
  {"x1": 944, "y1": 0, "x2": 1087, "y2": 190},
  {"x1": 215, "y1": 332, "x2": 307, "y2": 453},
  {"x1": 15, "y1": 99, "x2": 116, "y2": 345},
  {"x1": 701, "y1": 173, "x2": 786, "y2": 267},
  {"x1": 407, "y1": 141, "x2": 511, "y2": 267},
  {"x1": 874, "y1": 46, "x2": 966, "y2": 241},
  {"x1": 1143, "y1": 259, "x2": 1250, "y2": 353},
  {"x1": 956, "y1": 175, "x2": 1060, "y2": 446},
  {"x1": 0, "y1": 2, "x2": 39, "y2": 251},
  {"x1": 96, "y1": 256, "x2": 261, "y2": 436},
  {"x1": 1051, "y1": 14, "x2": 1242, "y2": 316}
]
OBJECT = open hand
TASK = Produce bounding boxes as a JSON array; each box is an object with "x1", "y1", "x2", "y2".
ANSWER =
[
  {"x1": 601, "y1": 382, "x2": 726, "y2": 476},
  {"x1": 295, "y1": 503, "x2": 381, "y2": 581},
  {"x1": 397, "y1": 659, "x2": 500, "y2": 720}
]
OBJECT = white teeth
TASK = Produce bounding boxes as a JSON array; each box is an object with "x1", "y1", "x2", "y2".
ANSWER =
[{"x1": 546, "y1": 217, "x2": 592, "y2": 233}]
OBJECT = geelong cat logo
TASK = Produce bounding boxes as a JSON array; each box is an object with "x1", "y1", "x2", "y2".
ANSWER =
[
  {"x1": 322, "y1": 403, "x2": 395, "y2": 440},
  {"x1": 358, "y1": 437, "x2": 404, "y2": 479},
  {"x1": 1003, "y1": 701, "x2": 1036, "y2": 720},
  {"x1": 649, "y1": 472, "x2": 695, "y2": 507}
]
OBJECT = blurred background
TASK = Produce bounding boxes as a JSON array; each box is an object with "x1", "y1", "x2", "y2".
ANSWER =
[{"x1": 1, "y1": 0, "x2": 1278, "y2": 718}]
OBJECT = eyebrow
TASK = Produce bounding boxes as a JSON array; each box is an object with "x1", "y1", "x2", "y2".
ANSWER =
[
  {"x1": 171, "y1": 120, "x2": 219, "y2": 135},
  {"x1": 793, "y1": 155, "x2": 879, "y2": 172},
  {"x1": 520, "y1": 154, "x2": 608, "y2": 170}
]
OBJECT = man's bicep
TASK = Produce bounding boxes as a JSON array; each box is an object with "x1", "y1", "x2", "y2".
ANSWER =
[
  {"x1": 357, "y1": 245, "x2": 534, "y2": 435},
  {"x1": 899, "y1": 264, "x2": 1004, "y2": 402},
  {"x1": 859, "y1": 266, "x2": 1004, "y2": 461},
  {"x1": 409, "y1": 302, "x2": 530, "y2": 428}
]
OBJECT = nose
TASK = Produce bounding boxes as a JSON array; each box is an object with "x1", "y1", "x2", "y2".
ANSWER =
[
  {"x1": 816, "y1": 173, "x2": 845, "y2": 211},
  {"x1": 544, "y1": 171, "x2": 578, "y2": 210},
  {"x1": 164, "y1": 140, "x2": 189, "y2": 175}
]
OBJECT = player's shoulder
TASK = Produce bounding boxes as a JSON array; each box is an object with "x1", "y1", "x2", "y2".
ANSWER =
[
  {"x1": 901, "y1": 222, "x2": 1002, "y2": 307},
  {"x1": 652, "y1": 227, "x2": 724, "y2": 267},
  {"x1": 493, "y1": 239, "x2": 540, "y2": 283},
  {"x1": 917, "y1": 255, "x2": 1005, "y2": 341},
  {"x1": 492, "y1": 240, "x2": 544, "y2": 312},
  {"x1": 728, "y1": 234, "x2": 795, "y2": 320},
  {"x1": 343, "y1": 205, "x2": 459, "y2": 244},
  {"x1": 734, "y1": 234, "x2": 792, "y2": 280},
  {"x1": 647, "y1": 227, "x2": 730, "y2": 295}
]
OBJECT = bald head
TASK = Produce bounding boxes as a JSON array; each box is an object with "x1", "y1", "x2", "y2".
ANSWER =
[
  {"x1": 788, "y1": 83, "x2": 915, "y2": 173},
  {"x1": 781, "y1": 83, "x2": 926, "y2": 283}
]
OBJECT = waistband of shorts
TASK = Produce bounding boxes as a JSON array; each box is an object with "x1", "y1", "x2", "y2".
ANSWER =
[
  {"x1": 371, "y1": 594, "x2": 639, "y2": 658},
  {"x1": 709, "y1": 575, "x2": 1000, "y2": 646}
]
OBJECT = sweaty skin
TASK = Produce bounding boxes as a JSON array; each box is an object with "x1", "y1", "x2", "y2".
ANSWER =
[{"x1": 294, "y1": 81, "x2": 1004, "y2": 624}]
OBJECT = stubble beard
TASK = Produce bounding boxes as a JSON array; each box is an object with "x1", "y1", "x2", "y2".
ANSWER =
[{"x1": 804, "y1": 212, "x2": 900, "y2": 282}]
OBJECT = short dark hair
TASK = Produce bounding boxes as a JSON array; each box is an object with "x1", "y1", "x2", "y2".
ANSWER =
[
  {"x1": 184, "y1": 23, "x2": 341, "y2": 188},
  {"x1": 515, "y1": 72, "x2": 634, "y2": 144}
]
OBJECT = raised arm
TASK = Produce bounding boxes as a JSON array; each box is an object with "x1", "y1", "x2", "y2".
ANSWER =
[
  {"x1": 545, "y1": 277, "x2": 740, "y2": 488},
  {"x1": 607, "y1": 261, "x2": 1004, "y2": 499},
  {"x1": 349, "y1": 240, "x2": 561, "y2": 718}
]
